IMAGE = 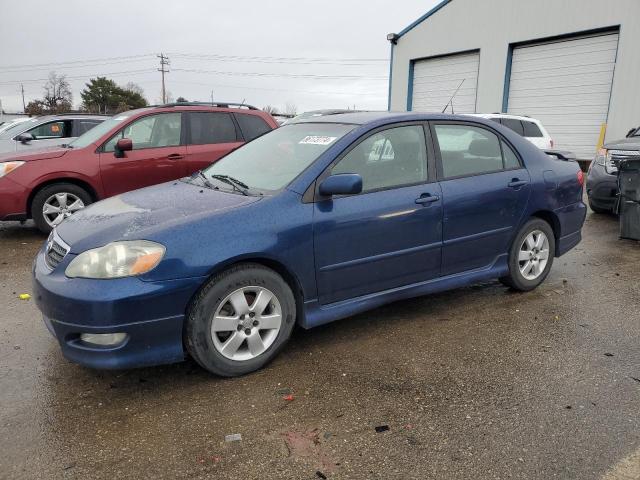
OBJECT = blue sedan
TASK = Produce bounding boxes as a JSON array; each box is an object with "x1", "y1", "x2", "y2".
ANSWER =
[{"x1": 33, "y1": 112, "x2": 586, "y2": 376}]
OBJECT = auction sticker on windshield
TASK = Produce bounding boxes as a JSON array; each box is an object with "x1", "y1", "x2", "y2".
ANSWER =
[{"x1": 299, "y1": 136, "x2": 337, "y2": 145}]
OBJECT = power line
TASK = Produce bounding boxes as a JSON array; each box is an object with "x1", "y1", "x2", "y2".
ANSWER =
[
  {"x1": 0, "y1": 54, "x2": 155, "y2": 72},
  {"x1": 0, "y1": 69, "x2": 156, "y2": 86},
  {"x1": 170, "y1": 53, "x2": 387, "y2": 66},
  {"x1": 172, "y1": 67, "x2": 386, "y2": 80}
]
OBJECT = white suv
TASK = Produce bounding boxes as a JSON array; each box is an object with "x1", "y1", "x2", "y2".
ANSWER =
[{"x1": 470, "y1": 113, "x2": 554, "y2": 150}]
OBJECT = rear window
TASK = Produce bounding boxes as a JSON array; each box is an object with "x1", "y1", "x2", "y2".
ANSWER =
[
  {"x1": 236, "y1": 113, "x2": 271, "y2": 141},
  {"x1": 501, "y1": 118, "x2": 524, "y2": 136},
  {"x1": 522, "y1": 121, "x2": 543, "y2": 137},
  {"x1": 189, "y1": 112, "x2": 238, "y2": 145}
]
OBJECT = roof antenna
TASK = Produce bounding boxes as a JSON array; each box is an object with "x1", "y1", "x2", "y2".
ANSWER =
[{"x1": 442, "y1": 79, "x2": 465, "y2": 114}]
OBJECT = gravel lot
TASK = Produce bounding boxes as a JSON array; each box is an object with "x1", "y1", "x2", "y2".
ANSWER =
[{"x1": 1, "y1": 211, "x2": 638, "y2": 479}]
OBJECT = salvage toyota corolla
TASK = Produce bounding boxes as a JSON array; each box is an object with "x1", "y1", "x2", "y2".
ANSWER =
[{"x1": 33, "y1": 112, "x2": 586, "y2": 376}]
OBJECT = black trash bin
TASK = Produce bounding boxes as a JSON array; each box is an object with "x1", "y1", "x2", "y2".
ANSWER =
[{"x1": 616, "y1": 157, "x2": 640, "y2": 240}]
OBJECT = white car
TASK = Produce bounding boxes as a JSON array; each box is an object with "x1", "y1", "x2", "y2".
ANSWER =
[{"x1": 469, "y1": 113, "x2": 554, "y2": 150}]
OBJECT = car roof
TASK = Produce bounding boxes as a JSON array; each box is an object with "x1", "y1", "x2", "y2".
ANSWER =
[
  {"x1": 469, "y1": 113, "x2": 539, "y2": 123},
  {"x1": 34, "y1": 114, "x2": 109, "y2": 122},
  {"x1": 292, "y1": 111, "x2": 499, "y2": 126}
]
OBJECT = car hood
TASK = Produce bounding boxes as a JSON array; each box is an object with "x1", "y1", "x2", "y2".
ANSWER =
[
  {"x1": 0, "y1": 145, "x2": 70, "y2": 162},
  {"x1": 57, "y1": 180, "x2": 262, "y2": 252},
  {"x1": 605, "y1": 138, "x2": 640, "y2": 151}
]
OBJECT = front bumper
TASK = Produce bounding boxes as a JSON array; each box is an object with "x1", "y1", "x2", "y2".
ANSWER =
[
  {"x1": 586, "y1": 162, "x2": 617, "y2": 211},
  {"x1": 32, "y1": 247, "x2": 206, "y2": 370},
  {"x1": 0, "y1": 176, "x2": 28, "y2": 221}
]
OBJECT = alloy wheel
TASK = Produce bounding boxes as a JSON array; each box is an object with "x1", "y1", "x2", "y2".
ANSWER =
[
  {"x1": 210, "y1": 286, "x2": 282, "y2": 361},
  {"x1": 42, "y1": 192, "x2": 85, "y2": 228},
  {"x1": 518, "y1": 230, "x2": 550, "y2": 280}
]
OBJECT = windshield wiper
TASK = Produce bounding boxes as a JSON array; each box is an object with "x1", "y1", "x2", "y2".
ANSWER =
[
  {"x1": 210, "y1": 174, "x2": 249, "y2": 195},
  {"x1": 195, "y1": 171, "x2": 217, "y2": 190}
]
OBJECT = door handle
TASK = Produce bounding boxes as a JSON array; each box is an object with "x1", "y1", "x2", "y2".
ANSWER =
[
  {"x1": 167, "y1": 153, "x2": 184, "y2": 160},
  {"x1": 415, "y1": 194, "x2": 440, "y2": 205},
  {"x1": 508, "y1": 179, "x2": 528, "y2": 188}
]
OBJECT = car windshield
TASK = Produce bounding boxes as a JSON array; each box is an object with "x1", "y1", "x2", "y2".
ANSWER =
[
  {"x1": 67, "y1": 113, "x2": 132, "y2": 148},
  {"x1": 0, "y1": 118, "x2": 38, "y2": 138},
  {"x1": 200, "y1": 123, "x2": 354, "y2": 192}
]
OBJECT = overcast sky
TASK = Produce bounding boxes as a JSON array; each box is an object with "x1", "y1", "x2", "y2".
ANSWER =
[{"x1": 0, "y1": 0, "x2": 438, "y2": 114}]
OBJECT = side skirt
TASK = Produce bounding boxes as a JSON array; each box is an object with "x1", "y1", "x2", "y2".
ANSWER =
[{"x1": 300, "y1": 254, "x2": 509, "y2": 329}]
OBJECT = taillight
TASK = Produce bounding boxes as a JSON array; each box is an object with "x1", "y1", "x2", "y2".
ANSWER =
[
  {"x1": 550, "y1": 139, "x2": 554, "y2": 148},
  {"x1": 577, "y1": 170, "x2": 584, "y2": 186}
]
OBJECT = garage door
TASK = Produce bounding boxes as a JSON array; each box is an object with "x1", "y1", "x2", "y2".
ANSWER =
[
  {"x1": 411, "y1": 51, "x2": 479, "y2": 114},
  {"x1": 507, "y1": 32, "x2": 619, "y2": 159}
]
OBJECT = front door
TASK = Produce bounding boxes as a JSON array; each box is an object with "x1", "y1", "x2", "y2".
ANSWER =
[
  {"x1": 16, "y1": 119, "x2": 73, "y2": 152},
  {"x1": 431, "y1": 122, "x2": 531, "y2": 276},
  {"x1": 313, "y1": 124, "x2": 443, "y2": 305},
  {"x1": 99, "y1": 112, "x2": 186, "y2": 197}
]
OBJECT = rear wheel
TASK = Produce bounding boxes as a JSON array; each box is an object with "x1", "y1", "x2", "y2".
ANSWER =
[
  {"x1": 185, "y1": 263, "x2": 296, "y2": 377},
  {"x1": 31, "y1": 183, "x2": 93, "y2": 234},
  {"x1": 500, "y1": 218, "x2": 555, "y2": 291}
]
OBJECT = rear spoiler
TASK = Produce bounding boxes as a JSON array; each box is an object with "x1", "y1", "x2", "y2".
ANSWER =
[{"x1": 544, "y1": 149, "x2": 577, "y2": 161}]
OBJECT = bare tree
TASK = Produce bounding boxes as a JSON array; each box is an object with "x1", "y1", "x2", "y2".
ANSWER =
[
  {"x1": 123, "y1": 82, "x2": 145, "y2": 96},
  {"x1": 262, "y1": 105, "x2": 279, "y2": 114},
  {"x1": 284, "y1": 103, "x2": 297, "y2": 116},
  {"x1": 42, "y1": 72, "x2": 72, "y2": 113}
]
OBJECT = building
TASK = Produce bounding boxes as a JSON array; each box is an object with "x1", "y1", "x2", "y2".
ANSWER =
[{"x1": 387, "y1": 0, "x2": 640, "y2": 159}]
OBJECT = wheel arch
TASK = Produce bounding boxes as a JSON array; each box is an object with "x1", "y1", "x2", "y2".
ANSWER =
[
  {"x1": 530, "y1": 210, "x2": 561, "y2": 243},
  {"x1": 27, "y1": 177, "x2": 99, "y2": 218},
  {"x1": 187, "y1": 255, "x2": 307, "y2": 326}
]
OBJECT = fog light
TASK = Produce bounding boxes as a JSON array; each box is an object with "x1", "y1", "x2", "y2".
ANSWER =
[{"x1": 80, "y1": 332, "x2": 128, "y2": 346}]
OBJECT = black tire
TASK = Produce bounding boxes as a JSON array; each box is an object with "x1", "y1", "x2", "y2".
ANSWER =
[
  {"x1": 499, "y1": 218, "x2": 556, "y2": 292},
  {"x1": 31, "y1": 183, "x2": 93, "y2": 234},
  {"x1": 588, "y1": 198, "x2": 611, "y2": 214},
  {"x1": 185, "y1": 263, "x2": 296, "y2": 377}
]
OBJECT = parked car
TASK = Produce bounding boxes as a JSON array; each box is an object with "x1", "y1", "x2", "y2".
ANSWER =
[
  {"x1": 0, "y1": 103, "x2": 277, "y2": 232},
  {"x1": 587, "y1": 126, "x2": 640, "y2": 213},
  {"x1": 0, "y1": 114, "x2": 106, "y2": 154},
  {"x1": 470, "y1": 113, "x2": 554, "y2": 150},
  {"x1": 33, "y1": 112, "x2": 586, "y2": 376}
]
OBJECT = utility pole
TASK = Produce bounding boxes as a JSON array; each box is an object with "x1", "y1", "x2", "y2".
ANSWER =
[
  {"x1": 20, "y1": 84, "x2": 26, "y2": 112},
  {"x1": 157, "y1": 53, "x2": 170, "y2": 104}
]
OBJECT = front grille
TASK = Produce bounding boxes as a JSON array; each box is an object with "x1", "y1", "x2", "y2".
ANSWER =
[
  {"x1": 45, "y1": 236, "x2": 69, "y2": 270},
  {"x1": 610, "y1": 150, "x2": 640, "y2": 171}
]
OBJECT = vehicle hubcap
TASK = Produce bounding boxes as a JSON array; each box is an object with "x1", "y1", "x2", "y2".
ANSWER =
[
  {"x1": 43, "y1": 192, "x2": 85, "y2": 227},
  {"x1": 518, "y1": 230, "x2": 550, "y2": 280},
  {"x1": 210, "y1": 286, "x2": 282, "y2": 361}
]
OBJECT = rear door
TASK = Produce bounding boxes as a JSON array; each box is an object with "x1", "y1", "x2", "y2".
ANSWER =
[
  {"x1": 313, "y1": 123, "x2": 442, "y2": 305},
  {"x1": 99, "y1": 112, "x2": 186, "y2": 196},
  {"x1": 431, "y1": 121, "x2": 531, "y2": 276},
  {"x1": 184, "y1": 111, "x2": 243, "y2": 174}
]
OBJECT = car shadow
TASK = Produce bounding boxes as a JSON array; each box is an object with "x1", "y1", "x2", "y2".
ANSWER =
[{"x1": 0, "y1": 220, "x2": 46, "y2": 241}]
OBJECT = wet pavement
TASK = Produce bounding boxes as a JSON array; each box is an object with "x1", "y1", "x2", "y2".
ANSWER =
[{"x1": 0, "y1": 212, "x2": 638, "y2": 480}]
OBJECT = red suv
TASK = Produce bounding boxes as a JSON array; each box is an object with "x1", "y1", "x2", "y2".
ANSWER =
[{"x1": 0, "y1": 103, "x2": 277, "y2": 232}]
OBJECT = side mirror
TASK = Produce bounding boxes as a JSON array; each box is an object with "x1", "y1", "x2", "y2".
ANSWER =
[
  {"x1": 319, "y1": 174, "x2": 363, "y2": 197},
  {"x1": 16, "y1": 133, "x2": 34, "y2": 144},
  {"x1": 114, "y1": 138, "x2": 133, "y2": 158}
]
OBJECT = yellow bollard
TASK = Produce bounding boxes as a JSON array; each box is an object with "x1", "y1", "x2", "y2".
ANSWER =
[{"x1": 596, "y1": 123, "x2": 607, "y2": 151}]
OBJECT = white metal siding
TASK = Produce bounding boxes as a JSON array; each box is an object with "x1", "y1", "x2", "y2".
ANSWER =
[
  {"x1": 411, "y1": 52, "x2": 479, "y2": 113},
  {"x1": 507, "y1": 33, "x2": 619, "y2": 158}
]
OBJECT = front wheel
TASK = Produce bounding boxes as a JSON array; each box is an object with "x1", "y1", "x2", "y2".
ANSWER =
[
  {"x1": 31, "y1": 183, "x2": 92, "y2": 234},
  {"x1": 185, "y1": 264, "x2": 296, "y2": 377},
  {"x1": 500, "y1": 218, "x2": 555, "y2": 291}
]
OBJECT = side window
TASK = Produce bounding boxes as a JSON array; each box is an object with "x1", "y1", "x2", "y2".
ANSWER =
[
  {"x1": 332, "y1": 125, "x2": 427, "y2": 192},
  {"x1": 500, "y1": 118, "x2": 524, "y2": 136},
  {"x1": 501, "y1": 140, "x2": 521, "y2": 169},
  {"x1": 189, "y1": 112, "x2": 237, "y2": 145},
  {"x1": 435, "y1": 124, "x2": 503, "y2": 178},
  {"x1": 236, "y1": 114, "x2": 271, "y2": 141},
  {"x1": 73, "y1": 119, "x2": 102, "y2": 137},
  {"x1": 522, "y1": 121, "x2": 543, "y2": 137},
  {"x1": 104, "y1": 113, "x2": 181, "y2": 152},
  {"x1": 26, "y1": 121, "x2": 68, "y2": 139}
]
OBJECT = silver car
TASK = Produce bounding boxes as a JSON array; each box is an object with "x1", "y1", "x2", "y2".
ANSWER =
[{"x1": 0, "y1": 114, "x2": 107, "y2": 154}]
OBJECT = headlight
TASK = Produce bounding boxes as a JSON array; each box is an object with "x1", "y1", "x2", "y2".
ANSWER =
[
  {"x1": 0, "y1": 161, "x2": 25, "y2": 178},
  {"x1": 65, "y1": 240, "x2": 165, "y2": 279},
  {"x1": 595, "y1": 148, "x2": 617, "y2": 174}
]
